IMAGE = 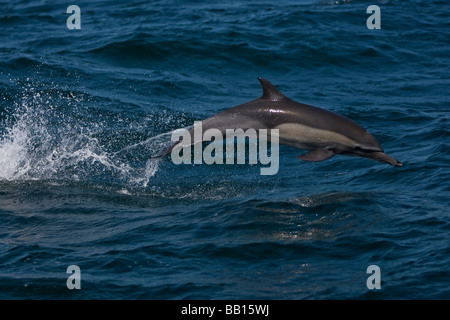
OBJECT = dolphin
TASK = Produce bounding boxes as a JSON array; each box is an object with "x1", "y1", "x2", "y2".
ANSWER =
[{"x1": 155, "y1": 77, "x2": 402, "y2": 167}]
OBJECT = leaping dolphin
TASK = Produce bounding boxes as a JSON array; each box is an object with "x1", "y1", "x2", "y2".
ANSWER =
[{"x1": 156, "y1": 77, "x2": 402, "y2": 167}]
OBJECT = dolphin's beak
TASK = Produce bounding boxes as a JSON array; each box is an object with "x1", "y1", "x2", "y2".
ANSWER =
[{"x1": 343, "y1": 149, "x2": 402, "y2": 167}]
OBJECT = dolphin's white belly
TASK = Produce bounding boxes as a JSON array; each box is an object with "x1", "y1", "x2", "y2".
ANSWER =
[{"x1": 274, "y1": 123, "x2": 358, "y2": 150}]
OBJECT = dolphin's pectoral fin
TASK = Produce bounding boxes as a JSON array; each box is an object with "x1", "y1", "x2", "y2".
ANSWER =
[{"x1": 297, "y1": 148, "x2": 336, "y2": 162}]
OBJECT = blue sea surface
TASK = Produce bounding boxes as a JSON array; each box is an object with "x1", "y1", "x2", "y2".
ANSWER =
[{"x1": 0, "y1": 0, "x2": 449, "y2": 299}]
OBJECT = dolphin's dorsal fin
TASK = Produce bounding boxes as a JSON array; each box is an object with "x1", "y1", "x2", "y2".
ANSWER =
[{"x1": 258, "y1": 77, "x2": 287, "y2": 101}]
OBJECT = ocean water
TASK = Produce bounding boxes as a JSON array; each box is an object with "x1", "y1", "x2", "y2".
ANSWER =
[{"x1": 0, "y1": 0, "x2": 449, "y2": 300}]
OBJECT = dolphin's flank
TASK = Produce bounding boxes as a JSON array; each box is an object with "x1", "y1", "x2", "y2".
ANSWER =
[{"x1": 156, "y1": 77, "x2": 402, "y2": 167}]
